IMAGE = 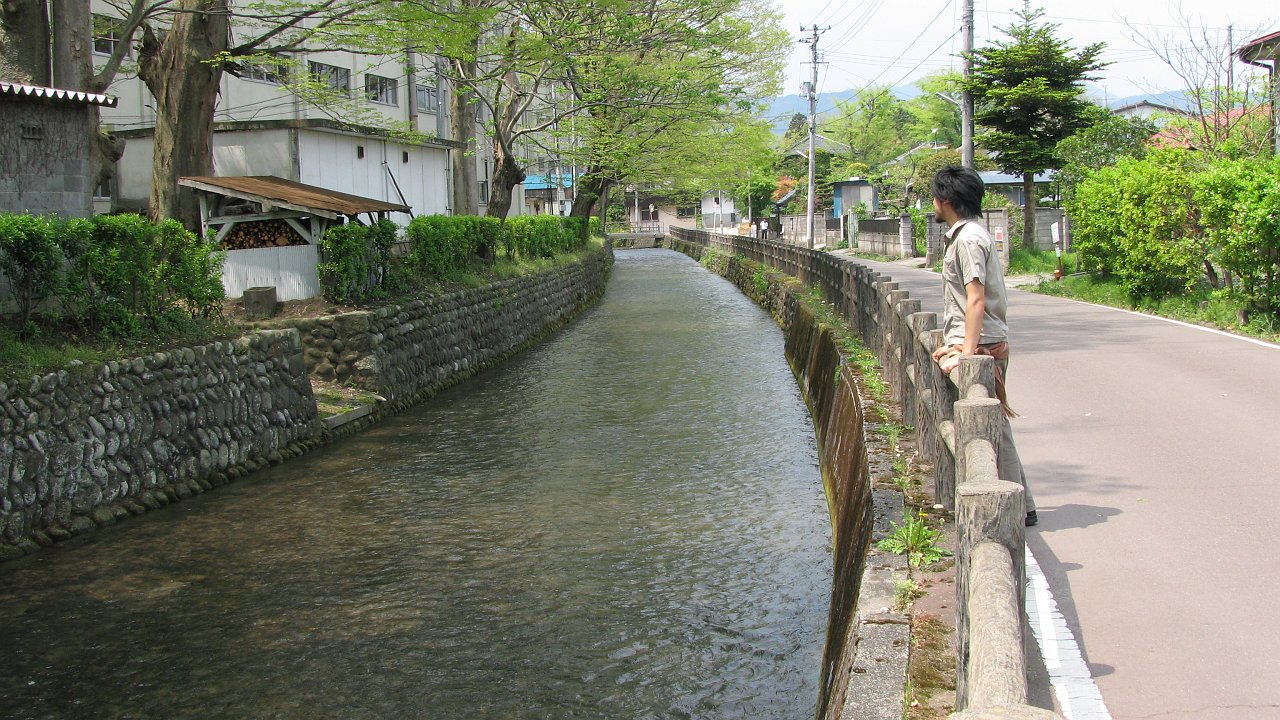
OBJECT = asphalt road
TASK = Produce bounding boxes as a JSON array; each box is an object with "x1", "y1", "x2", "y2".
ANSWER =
[{"x1": 847, "y1": 256, "x2": 1280, "y2": 719}]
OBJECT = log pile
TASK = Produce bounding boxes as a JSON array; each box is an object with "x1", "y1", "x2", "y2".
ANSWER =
[{"x1": 220, "y1": 219, "x2": 307, "y2": 250}]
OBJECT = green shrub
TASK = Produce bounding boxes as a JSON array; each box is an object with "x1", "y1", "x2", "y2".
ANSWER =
[
  {"x1": 588, "y1": 216, "x2": 602, "y2": 238},
  {"x1": 0, "y1": 212, "x2": 224, "y2": 338},
  {"x1": 1068, "y1": 149, "x2": 1203, "y2": 301},
  {"x1": 407, "y1": 215, "x2": 476, "y2": 277},
  {"x1": 1194, "y1": 156, "x2": 1280, "y2": 318},
  {"x1": 0, "y1": 214, "x2": 63, "y2": 329}
]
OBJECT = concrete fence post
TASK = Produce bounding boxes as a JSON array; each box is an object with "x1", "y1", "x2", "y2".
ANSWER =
[
  {"x1": 953, "y1": 397, "x2": 1003, "y2": 507},
  {"x1": 949, "y1": 704, "x2": 1063, "y2": 719},
  {"x1": 910, "y1": 313, "x2": 938, "y2": 458},
  {"x1": 968, "y1": 542, "x2": 1028, "y2": 709},
  {"x1": 955, "y1": 354, "x2": 997, "y2": 401},
  {"x1": 895, "y1": 298, "x2": 921, "y2": 412},
  {"x1": 900, "y1": 212, "x2": 915, "y2": 258},
  {"x1": 886, "y1": 289, "x2": 910, "y2": 403},
  {"x1": 928, "y1": 329, "x2": 956, "y2": 510},
  {"x1": 954, "y1": 441, "x2": 1026, "y2": 710}
]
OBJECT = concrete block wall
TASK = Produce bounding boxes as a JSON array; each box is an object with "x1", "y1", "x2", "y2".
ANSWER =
[
  {"x1": 0, "y1": 330, "x2": 320, "y2": 560},
  {"x1": 0, "y1": 99, "x2": 93, "y2": 217}
]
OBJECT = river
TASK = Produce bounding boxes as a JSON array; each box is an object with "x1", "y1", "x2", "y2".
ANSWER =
[{"x1": 0, "y1": 249, "x2": 832, "y2": 719}]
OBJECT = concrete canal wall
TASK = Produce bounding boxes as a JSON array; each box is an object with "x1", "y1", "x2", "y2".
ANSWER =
[
  {"x1": 0, "y1": 245, "x2": 614, "y2": 560},
  {"x1": 665, "y1": 237, "x2": 877, "y2": 720}
]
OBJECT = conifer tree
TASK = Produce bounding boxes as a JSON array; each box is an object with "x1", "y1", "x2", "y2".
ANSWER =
[{"x1": 964, "y1": 5, "x2": 1107, "y2": 248}]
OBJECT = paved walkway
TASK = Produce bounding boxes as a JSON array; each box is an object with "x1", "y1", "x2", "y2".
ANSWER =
[{"x1": 842, "y1": 254, "x2": 1280, "y2": 719}]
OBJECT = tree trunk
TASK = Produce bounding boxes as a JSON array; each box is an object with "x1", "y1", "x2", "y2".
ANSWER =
[
  {"x1": 50, "y1": 0, "x2": 88, "y2": 89},
  {"x1": 50, "y1": 0, "x2": 122, "y2": 205},
  {"x1": 570, "y1": 167, "x2": 609, "y2": 218},
  {"x1": 137, "y1": 0, "x2": 229, "y2": 228},
  {"x1": 484, "y1": 145, "x2": 524, "y2": 219},
  {"x1": 1022, "y1": 172, "x2": 1036, "y2": 251},
  {"x1": 0, "y1": 0, "x2": 50, "y2": 84},
  {"x1": 450, "y1": 58, "x2": 479, "y2": 216}
]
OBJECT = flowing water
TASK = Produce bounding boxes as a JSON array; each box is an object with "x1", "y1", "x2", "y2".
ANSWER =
[{"x1": 0, "y1": 249, "x2": 833, "y2": 719}]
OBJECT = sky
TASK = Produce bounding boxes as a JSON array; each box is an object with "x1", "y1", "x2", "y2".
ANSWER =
[{"x1": 777, "y1": 0, "x2": 1276, "y2": 109}]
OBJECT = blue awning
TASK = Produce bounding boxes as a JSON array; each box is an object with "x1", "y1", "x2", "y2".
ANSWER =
[{"x1": 524, "y1": 173, "x2": 575, "y2": 190}]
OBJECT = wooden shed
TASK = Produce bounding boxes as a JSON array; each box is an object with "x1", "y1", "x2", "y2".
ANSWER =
[{"x1": 179, "y1": 175, "x2": 410, "y2": 301}]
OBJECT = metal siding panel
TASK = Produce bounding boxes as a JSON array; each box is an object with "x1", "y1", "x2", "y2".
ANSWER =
[{"x1": 221, "y1": 245, "x2": 320, "y2": 301}]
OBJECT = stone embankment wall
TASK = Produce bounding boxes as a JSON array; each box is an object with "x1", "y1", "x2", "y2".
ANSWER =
[
  {"x1": 269, "y1": 246, "x2": 614, "y2": 403},
  {"x1": 0, "y1": 330, "x2": 319, "y2": 560},
  {"x1": 1, "y1": 246, "x2": 614, "y2": 560},
  {"x1": 669, "y1": 228, "x2": 1059, "y2": 720}
]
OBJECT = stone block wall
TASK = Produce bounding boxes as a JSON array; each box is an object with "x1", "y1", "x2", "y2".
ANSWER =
[
  {"x1": 279, "y1": 245, "x2": 614, "y2": 402},
  {"x1": 0, "y1": 330, "x2": 319, "y2": 559},
  {"x1": 0, "y1": 98, "x2": 93, "y2": 217}
]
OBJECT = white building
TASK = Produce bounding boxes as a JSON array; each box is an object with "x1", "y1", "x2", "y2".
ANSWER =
[{"x1": 89, "y1": 7, "x2": 513, "y2": 220}]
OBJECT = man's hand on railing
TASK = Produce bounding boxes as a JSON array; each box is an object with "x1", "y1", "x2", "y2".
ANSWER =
[{"x1": 933, "y1": 344, "x2": 965, "y2": 375}]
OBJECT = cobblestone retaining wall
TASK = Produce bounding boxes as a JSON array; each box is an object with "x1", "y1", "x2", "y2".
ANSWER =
[
  {"x1": 280, "y1": 245, "x2": 614, "y2": 402},
  {"x1": 0, "y1": 330, "x2": 319, "y2": 560}
]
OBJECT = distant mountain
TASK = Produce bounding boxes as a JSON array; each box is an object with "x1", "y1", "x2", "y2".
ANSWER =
[
  {"x1": 763, "y1": 86, "x2": 919, "y2": 134},
  {"x1": 1101, "y1": 90, "x2": 1196, "y2": 113},
  {"x1": 765, "y1": 88, "x2": 1195, "y2": 135}
]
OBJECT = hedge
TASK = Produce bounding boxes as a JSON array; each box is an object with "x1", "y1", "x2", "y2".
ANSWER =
[{"x1": 0, "y1": 212, "x2": 225, "y2": 337}]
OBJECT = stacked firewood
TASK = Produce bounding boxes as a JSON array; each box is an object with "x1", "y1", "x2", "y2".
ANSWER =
[{"x1": 220, "y1": 219, "x2": 307, "y2": 250}]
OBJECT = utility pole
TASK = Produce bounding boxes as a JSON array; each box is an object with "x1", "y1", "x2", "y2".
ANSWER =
[
  {"x1": 800, "y1": 25, "x2": 827, "y2": 249},
  {"x1": 961, "y1": 0, "x2": 975, "y2": 168}
]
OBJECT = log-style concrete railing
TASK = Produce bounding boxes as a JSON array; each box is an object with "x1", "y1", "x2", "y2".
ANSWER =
[{"x1": 668, "y1": 227, "x2": 1061, "y2": 718}]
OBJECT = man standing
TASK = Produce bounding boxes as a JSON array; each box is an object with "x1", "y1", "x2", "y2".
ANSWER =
[{"x1": 929, "y1": 166, "x2": 1037, "y2": 526}]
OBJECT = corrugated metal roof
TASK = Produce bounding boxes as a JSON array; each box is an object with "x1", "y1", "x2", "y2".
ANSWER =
[
  {"x1": 0, "y1": 81, "x2": 118, "y2": 107},
  {"x1": 178, "y1": 175, "x2": 410, "y2": 217}
]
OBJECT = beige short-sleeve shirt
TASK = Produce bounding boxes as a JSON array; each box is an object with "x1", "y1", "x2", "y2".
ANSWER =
[{"x1": 941, "y1": 219, "x2": 1009, "y2": 346}]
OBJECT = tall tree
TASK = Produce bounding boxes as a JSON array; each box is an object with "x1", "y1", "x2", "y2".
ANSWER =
[
  {"x1": 561, "y1": 0, "x2": 788, "y2": 220},
  {"x1": 963, "y1": 5, "x2": 1106, "y2": 248}
]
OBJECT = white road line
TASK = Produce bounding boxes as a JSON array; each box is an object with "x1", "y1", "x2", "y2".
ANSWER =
[
  {"x1": 1050, "y1": 296, "x2": 1280, "y2": 350},
  {"x1": 1025, "y1": 546, "x2": 1112, "y2": 720}
]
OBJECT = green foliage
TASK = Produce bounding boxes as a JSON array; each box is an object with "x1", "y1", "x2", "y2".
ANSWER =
[
  {"x1": 1008, "y1": 247, "x2": 1076, "y2": 275},
  {"x1": 500, "y1": 215, "x2": 587, "y2": 260},
  {"x1": 0, "y1": 214, "x2": 63, "y2": 329},
  {"x1": 877, "y1": 513, "x2": 951, "y2": 569},
  {"x1": 1193, "y1": 156, "x2": 1280, "y2": 317},
  {"x1": 0, "y1": 212, "x2": 225, "y2": 339},
  {"x1": 752, "y1": 267, "x2": 769, "y2": 296},
  {"x1": 1056, "y1": 107, "x2": 1155, "y2": 205},
  {"x1": 1068, "y1": 149, "x2": 1204, "y2": 301},
  {"x1": 965, "y1": 7, "x2": 1107, "y2": 177}
]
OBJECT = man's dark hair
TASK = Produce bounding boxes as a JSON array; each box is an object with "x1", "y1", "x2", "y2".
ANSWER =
[{"x1": 931, "y1": 165, "x2": 985, "y2": 218}]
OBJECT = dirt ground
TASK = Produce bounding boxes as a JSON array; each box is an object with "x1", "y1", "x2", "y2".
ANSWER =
[{"x1": 220, "y1": 295, "x2": 363, "y2": 324}]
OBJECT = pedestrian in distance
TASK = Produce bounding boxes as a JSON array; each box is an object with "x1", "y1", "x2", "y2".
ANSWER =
[{"x1": 929, "y1": 165, "x2": 1037, "y2": 527}]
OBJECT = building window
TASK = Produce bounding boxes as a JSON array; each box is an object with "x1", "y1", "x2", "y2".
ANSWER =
[
  {"x1": 415, "y1": 83, "x2": 439, "y2": 113},
  {"x1": 244, "y1": 55, "x2": 289, "y2": 85},
  {"x1": 92, "y1": 14, "x2": 128, "y2": 57},
  {"x1": 310, "y1": 62, "x2": 350, "y2": 94},
  {"x1": 676, "y1": 205, "x2": 697, "y2": 218},
  {"x1": 478, "y1": 180, "x2": 490, "y2": 204},
  {"x1": 365, "y1": 74, "x2": 398, "y2": 105}
]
